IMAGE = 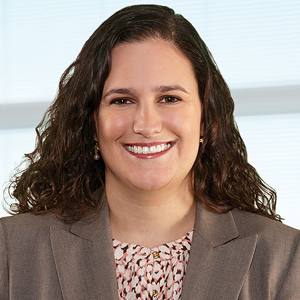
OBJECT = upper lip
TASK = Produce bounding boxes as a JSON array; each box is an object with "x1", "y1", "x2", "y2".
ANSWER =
[{"x1": 124, "y1": 141, "x2": 174, "y2": 147}]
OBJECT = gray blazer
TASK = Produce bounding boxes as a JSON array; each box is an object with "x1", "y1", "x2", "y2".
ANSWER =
[{"x1": 1, "y1": 197, "x2": 299, "y2": 300}]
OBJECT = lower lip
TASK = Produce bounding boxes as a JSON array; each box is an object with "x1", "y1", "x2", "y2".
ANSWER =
[{"x1": 123, "y1": 144, "x2": 173, "y2": 159}]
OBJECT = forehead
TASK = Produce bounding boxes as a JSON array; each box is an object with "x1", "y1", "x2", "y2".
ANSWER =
[{"x1": 105, "y1": 39, "x2": 197, "y2": 91}]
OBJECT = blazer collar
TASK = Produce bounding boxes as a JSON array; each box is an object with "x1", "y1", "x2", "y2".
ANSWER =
[
  {"x1": 69, "y1": 189, "x2": 110, "y2": 241},
  {"x1": 182, "y1": 203, "x2": 258, "y2": 300},
  {"x1": 50, "y1": 192, "x2": 119, "y2": 300},
  {"x1": 194, "y1": 202, "x2": 239, "y2": 247}
]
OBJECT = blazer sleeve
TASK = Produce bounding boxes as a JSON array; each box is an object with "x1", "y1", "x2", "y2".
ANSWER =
[
  {"x1": 276, "y1": 236, "x2": 300, "y2": 300},
  {"x1": 0, "y1": 219, "x2": 9, "y2": 300}
]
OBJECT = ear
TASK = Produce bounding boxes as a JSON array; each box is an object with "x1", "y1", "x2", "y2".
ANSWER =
[
  {"x1": 93, "y1": 109, "x2": 99, "y2": 142},
  {"x1": 200, "y1": 126, "x2": 205, "y2": 137},
  {"x1": 200, "y1": 113, "x2": 205, "y2": 137}
]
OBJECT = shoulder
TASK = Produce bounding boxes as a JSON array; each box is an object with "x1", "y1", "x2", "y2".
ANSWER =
[
  {"x1": 231, "y1": 209, "x2": 300, "y2": 263},
  {"x1": 230, "y1": 210, "x2": 300, "y2": 298},
  {"x1": 0, "y1": 212, "x2": 69, "y2": 245},
  {"x1": 1, "y1": 211, "x2": 66, "y2": 228},
  {"x1": 231, "y1": 208, "x2": 300, "y2": 241}
]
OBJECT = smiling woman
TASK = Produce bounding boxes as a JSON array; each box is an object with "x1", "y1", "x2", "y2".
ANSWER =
[
  {"x1": 1, "y1": 4, "x2": 300, "y2": 300},
  {"x1": 95, "y1": 40, "x2": 201, "y2": 198}
]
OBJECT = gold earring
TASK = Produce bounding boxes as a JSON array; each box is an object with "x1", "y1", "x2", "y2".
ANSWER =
[
  {"x1": 199, "y1": 137, "x2": 204, "y2": 145},
  {"x1": 93, "y1": 142, "x2": 100, "y2": 160}
]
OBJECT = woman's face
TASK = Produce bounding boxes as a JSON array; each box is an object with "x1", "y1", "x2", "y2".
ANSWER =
[{"x1": 94, "y1": 39, "x2": 202, "y2": 192}]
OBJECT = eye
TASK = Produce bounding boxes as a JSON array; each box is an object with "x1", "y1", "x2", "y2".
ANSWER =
[
  {"x1": 110, "y1": 98, "x2": 133, "y2": 105},
  {"x1": 160, "y1": 96, "x2": 181, "y2": 104}
]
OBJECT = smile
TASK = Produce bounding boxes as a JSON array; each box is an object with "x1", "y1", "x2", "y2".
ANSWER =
[{"x1": 126, "y1": 142, "x2": 172, "y2": 154}]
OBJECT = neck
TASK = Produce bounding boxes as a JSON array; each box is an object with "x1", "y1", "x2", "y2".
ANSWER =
[{"x1": 105, "y1": 179, "x2": 196, "y2": 249}]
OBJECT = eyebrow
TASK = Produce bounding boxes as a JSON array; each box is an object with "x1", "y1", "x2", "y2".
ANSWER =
[
  {"x1": 102, "y1": 88, "x2": 136, "y2": 99},
  {"x1": 153, "y1": 85, "x2": 189, "y2": 94},
  {"x1": 102, "y1": 85, "x2": 189, "y2": 99}
]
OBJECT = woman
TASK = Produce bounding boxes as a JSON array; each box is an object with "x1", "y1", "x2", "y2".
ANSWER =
[{"x1": 1, "y1": 4, "x2": 299, "y2": 300}]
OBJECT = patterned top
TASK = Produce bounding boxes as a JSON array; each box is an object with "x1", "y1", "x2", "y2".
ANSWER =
[{"x1": 113, "y1": 230, "x2": 193, "y2": 300}]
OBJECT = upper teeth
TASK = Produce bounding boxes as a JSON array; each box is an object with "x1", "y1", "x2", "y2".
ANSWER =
[{"x1": 127, "y1": 143, "x2": 171, "y2": 154}]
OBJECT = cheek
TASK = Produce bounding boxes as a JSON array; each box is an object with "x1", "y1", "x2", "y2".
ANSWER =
[
  {"x1": 168, "y1": 107, "x2": 201, "y2": 141},
  {"x1": 97, "y1": 112, "x2": 133, "y2": 142}
]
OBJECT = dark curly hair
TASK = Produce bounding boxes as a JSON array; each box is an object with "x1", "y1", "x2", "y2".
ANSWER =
[{"x1": 5, "y1": 4, "x2": 281, "y2": 222}]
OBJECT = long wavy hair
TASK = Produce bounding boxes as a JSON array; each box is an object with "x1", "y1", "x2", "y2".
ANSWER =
[{"x1": 5, "y1": 4, "x2": 281, "y2": 222}]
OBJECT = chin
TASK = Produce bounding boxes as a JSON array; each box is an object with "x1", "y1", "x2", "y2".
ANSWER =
[{"x1": 129, "y1": 177, "x2": 173, "y2": 192}]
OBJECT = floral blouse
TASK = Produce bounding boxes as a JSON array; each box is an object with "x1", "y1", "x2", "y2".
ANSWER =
[{"x1": 113, "y1": 230, "x2": 193, "y2": 299}]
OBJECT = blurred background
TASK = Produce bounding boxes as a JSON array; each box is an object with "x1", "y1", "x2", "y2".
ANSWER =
[{"x1": 0, "y1": 0, "x2": 299, "y2": 228}]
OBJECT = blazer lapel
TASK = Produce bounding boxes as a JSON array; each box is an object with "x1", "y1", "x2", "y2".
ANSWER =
[
  {"x1": 182, "y1": 204, "x2": 257, "y2": 300},
  {"x1": 50, "y1": 196, "x2": 119, "y2": 300}
]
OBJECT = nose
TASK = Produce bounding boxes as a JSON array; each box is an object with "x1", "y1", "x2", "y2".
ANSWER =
[{"x1": 133, "y1": 103, "x2": 162, "y2": 137}]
